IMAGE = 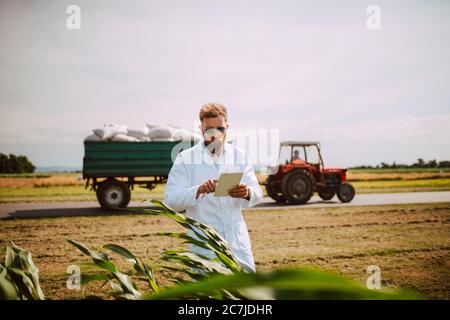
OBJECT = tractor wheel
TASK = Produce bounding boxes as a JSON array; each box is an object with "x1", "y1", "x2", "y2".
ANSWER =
[
  {"x1": 265, "y1": 176, "x2": 286, "y2": 203},
  {"x1": 96, "y1": 179, "x2": 131, "y2": 210},
  {"x1": 281, "y1": 170, "x2": 313, "y2": 205},
  {"x1": 336, "y1": 183, "x2": 355, "y2": 203},
  {"x1": 318, "y1": 190, "x2": 335, "y2": 201}
]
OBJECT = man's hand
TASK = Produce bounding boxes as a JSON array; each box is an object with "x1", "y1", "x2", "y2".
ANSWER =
[
  {"x1": 196, "y1": 179, "x2": 218, "y2": 198},
  {"x1": 228, "y1": 183, "x2": 250, "y2": 200}
]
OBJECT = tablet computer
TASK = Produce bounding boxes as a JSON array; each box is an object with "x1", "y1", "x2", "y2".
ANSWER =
[{"x1": 214, "y1": 172, "x2": 244, "y2": 197}]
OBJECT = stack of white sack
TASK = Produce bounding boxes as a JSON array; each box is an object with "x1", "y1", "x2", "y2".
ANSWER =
[{"x1": 84, "y1": 123, "x2": 202, "y2": 142}]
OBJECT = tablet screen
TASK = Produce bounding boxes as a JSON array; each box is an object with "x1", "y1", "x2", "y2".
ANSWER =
[{"x1": 214, "y1": 172, "x2": 244, "y2": 197}]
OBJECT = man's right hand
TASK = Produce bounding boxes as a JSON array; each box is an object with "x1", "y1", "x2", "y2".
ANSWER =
[{"x1": 196, "y1": 179, "x2": 218, "y2": 198}]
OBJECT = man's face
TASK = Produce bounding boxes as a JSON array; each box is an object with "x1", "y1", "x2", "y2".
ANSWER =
[{"x1": 200, "y1": 116, "x2": 228, "y2": 152}]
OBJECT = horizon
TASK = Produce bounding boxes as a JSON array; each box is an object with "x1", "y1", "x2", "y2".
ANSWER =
[{"x1": 20, "y1": 156, "x2": 450, "y2": 174}]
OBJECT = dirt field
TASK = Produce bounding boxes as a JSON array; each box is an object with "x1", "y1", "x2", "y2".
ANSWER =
[{"x1": 1, "y1": 203, "x2": 449, "y2": 299}]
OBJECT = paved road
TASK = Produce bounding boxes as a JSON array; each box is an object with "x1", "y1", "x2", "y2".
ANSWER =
[
  {"x1": 251, "y1": 191, "x2": 450, "y2": 211},
  {"x1": 1, "y1": 191, "x2": 449, "y2": 219}
]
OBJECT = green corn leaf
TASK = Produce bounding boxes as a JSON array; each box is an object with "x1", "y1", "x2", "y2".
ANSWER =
[
  {"x1": 143, "y1": 268, "x2": 424, "y2": 300},
  {"x1": 67, "y1": 238, "x2": 142, "y2": 299},
  {"x1": 0, "y1": 265, "x2": 20, "y2": 300},
  {"x1": 2, "y1": 242, "x2": 45, "y2": 300},
  {"x1": 66, "y1": 239, "x2": 104, "y2": 260},
  {"x1": 103, "y1": 243, "x2": 159, "y2": 292},
  {"x1": 81, "y1": 273, "x2": 111, "y2": 285}
]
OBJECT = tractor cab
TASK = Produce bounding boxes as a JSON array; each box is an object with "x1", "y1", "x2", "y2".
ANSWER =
[
  {"x1": 278, "y1": 141, "x2": 323, "y2": 181},
  {"x1": 279, "y1": 141, "x2": 322, "y2": 164},
  {"x1": 264, "y1": 141, "x2": 355, "y2": 205}
]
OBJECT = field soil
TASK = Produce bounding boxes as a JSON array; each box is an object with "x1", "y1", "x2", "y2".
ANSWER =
[{"x1": 1, "y1": 203, "x2": 449, "y2": 299}]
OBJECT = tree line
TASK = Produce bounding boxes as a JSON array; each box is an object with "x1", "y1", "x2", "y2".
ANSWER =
[
  {"x1": 352, "y1": 158, "x2": 450, "y2": 169},
  {"x1": 0, "y1": 153, "x2": 36, "y2": 173}
]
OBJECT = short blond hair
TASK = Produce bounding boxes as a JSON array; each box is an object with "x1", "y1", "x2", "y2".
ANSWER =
[{"x1": 199, "y1": 103, "x2": 228, "y2": 122}]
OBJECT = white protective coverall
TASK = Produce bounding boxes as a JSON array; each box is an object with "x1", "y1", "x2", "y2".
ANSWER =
[{"x1": 164, "y1": 140, "x2": 263, "y2": 272}]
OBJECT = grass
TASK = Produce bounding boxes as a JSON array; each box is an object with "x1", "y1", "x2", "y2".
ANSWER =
[
  {"x1": 0, "y1": 174, "x2": 53, "y2": 179},
  {"x1": 0, "y1": 203, "x2": 448, "y2": 299},
  {"x1": 348, "y1": 168, "x2": 450, "y2": 173},
  {"x1": 0, "y1": 178, "x2": 165, "y2": 203},
  {"x1": 1, "y1": 171, "x2": 450, "y2": 204},
  {"x1": 348, "y1": 171, "x2": 450, "y2": 181},
  {"x1": 351, "y1": 178, "x2": 450, "y2": 193}
]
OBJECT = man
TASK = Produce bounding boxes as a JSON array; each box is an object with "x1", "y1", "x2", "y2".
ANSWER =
[
  {"x1": 292, "y1": 150, "x2": 304, "y2": 164},
  {"x1": 164, "y1": 103, "x2": 263, "y2": 272},
  {"x1": 292, "y1": 150, "x2": 301, "y2": 161}
]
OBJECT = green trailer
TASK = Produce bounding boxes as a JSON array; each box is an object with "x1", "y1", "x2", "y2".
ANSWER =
[{"x1": 82, "y1": 140, "x2": 194, "y2": 210}]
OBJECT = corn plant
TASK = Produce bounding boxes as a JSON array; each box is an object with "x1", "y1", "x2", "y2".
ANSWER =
[
  {"x1": 0, "y1": 242, "x2": 45, "y2": 300},
  {"x1": 1, "y1": 199, "x2": 423, "y2": 300},
  {"x1": 143, "y1": 268, "x2": 422, "y2": 300},
  {"x1": 67, "y1": 200, "x2": 422, "y2": 300},
  {"x1": 134, "y1": 200, "x2": 243, "y2": 277},
  {"x1": 64, "y1": 199, "x2": 247, "y2": 299}
]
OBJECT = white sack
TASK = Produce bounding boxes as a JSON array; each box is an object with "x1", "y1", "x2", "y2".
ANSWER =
[
  {"x1": 147, "y1": 124, "x2": 174, "y2": 139},
  {"x1": 92, "y1": 123, "x2": 128, "y2": 140},
  {"x1": 112, "y1": 134, "x2": 140, "y2": 142},
  {"x1": 104, "y1": 123, "x2": 128, "y2": 132},
  {"x1": 151, "y1": 137, "x2": 174, "y2": 141},
  {"x1": 84, "y1": 134, "x2": 102, "y2": 142},
  {"x1": 93, "y1": 126, "x2": 126, "y2": 140},
  {"x1": 127, "y1": 127, "x2": 150, "y2": 139},
  {"x1": 172, "y1": 129, "x2": 191, "y2": 141},
  {"x1": 172, "y1": 129, "x2": 202, "y2": 141}
]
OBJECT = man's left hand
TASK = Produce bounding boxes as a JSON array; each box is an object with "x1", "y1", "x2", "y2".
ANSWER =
[{"x1": 228, "y1": 183, "x2": 250, "y2": 199}]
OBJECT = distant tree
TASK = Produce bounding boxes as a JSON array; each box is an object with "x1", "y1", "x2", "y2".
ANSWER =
[
  {"x1": 414, "y1": 158, "x2": 425, "y2": 167},
  {"x1": 0, "y1": 153, "x2": 35, "y2": 173},
  {"x1": 427, "y1": 159, "x2": 437, "y2": 168},
  {"x1": 9, "y1": 154, "x2": 18, "y2": 172},
  {"x1": 351, "y1": 159, "x2": 450, "y2": 170},
  {"x1": 438, "y1": 161, "x2": 450, "y2": 168},
  {"x1": 380, "y1": 162, "x2": 389, "y2": 169},
  {"x1": 0, "y1": 153, "x2": 8, "y2": 172}
]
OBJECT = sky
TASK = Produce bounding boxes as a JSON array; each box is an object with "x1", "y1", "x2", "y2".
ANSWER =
[{"x1": 0, "y1": 0, "x2": 449, "y2": 168}]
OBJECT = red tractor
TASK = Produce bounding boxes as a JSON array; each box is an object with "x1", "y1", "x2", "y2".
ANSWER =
[{"x1": 264, "y1": 141, "x2": 355, "y2": 205}]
